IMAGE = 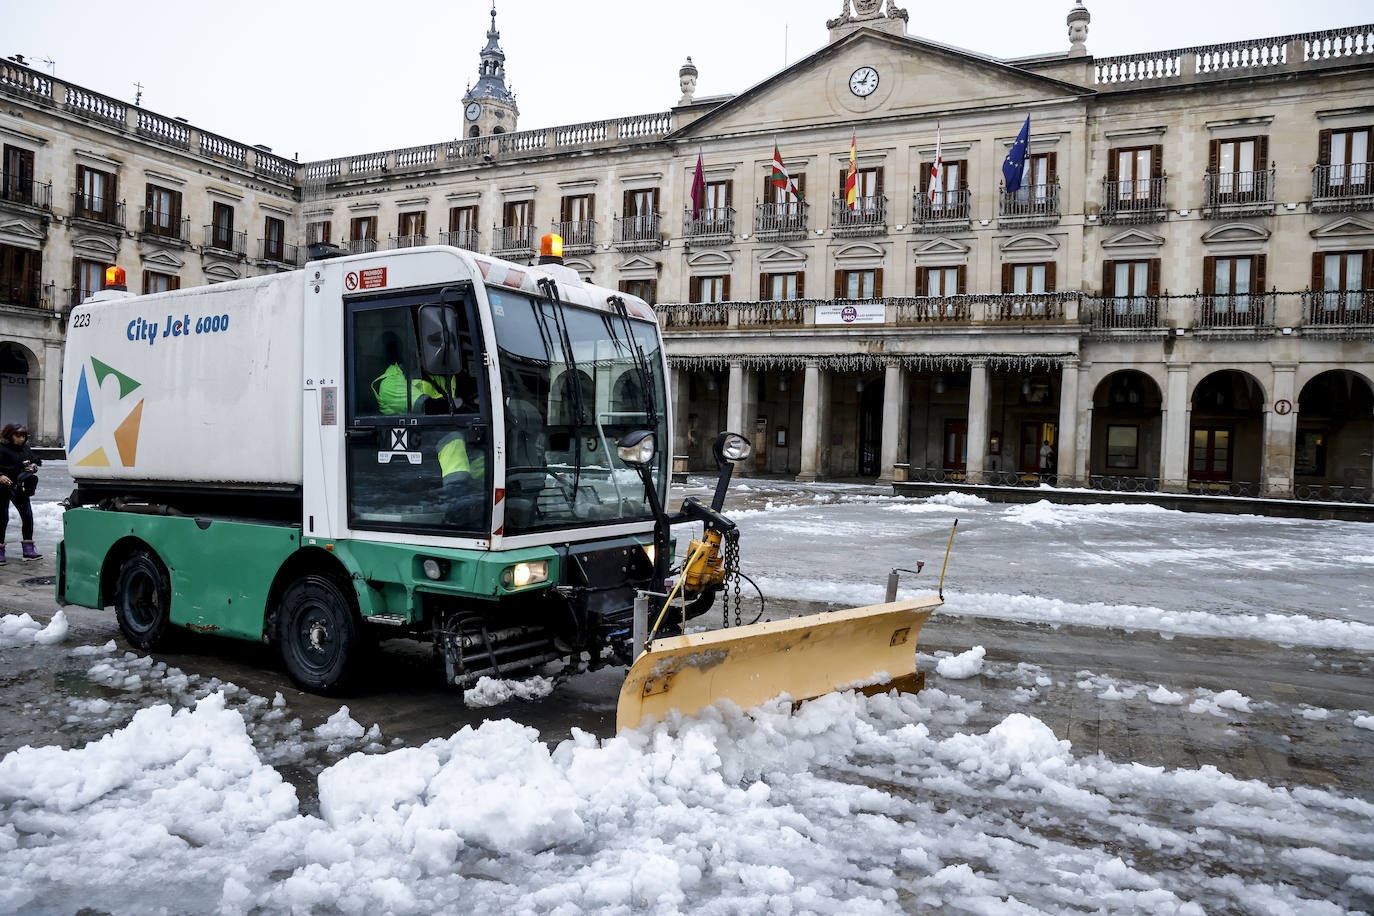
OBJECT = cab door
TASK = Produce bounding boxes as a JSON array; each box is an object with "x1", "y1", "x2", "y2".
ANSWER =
[{"x1": 344, "y1": 287, "x2": 491, "y2": 536}]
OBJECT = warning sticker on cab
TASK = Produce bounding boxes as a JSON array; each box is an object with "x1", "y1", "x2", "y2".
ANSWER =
[{"x1": 346, "y1": 267, "x2": 388, "y2": 291}]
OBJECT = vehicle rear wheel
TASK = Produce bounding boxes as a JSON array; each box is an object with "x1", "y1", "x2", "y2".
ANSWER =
[
  {"x1": 114, "y1": 549, "x2": 173, "y2": 650},
  {"x1": 277, "y1": 574, "x2": 361, "y2": 693}
]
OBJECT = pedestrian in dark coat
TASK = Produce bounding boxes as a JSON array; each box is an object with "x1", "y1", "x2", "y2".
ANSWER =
[{"x1": 0, "y1": 424, "x2": 42, "y2": 563}]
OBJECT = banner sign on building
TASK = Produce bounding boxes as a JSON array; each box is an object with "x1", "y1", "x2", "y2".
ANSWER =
[{"x1": 816, "y1": 303, "x2": 886, "y2": 325}]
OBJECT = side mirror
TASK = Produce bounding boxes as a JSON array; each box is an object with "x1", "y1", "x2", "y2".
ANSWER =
[{"x1": 417, "y1": 304, "x2": 464, "y2": 375}]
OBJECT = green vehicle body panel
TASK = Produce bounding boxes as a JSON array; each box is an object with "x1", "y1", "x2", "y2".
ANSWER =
[{"x1": 59, "y1": 508, "x2": 561, "y2": 641}]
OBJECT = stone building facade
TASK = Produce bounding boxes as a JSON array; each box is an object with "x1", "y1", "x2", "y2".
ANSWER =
[{"x1": 2, "y1": 4, "x2": 1372, "y2": 502}]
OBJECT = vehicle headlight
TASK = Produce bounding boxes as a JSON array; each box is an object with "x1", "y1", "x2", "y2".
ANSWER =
[
  {"x1": 616, "y1": 430, "x2": 656, "y2": 468},
  {"x1": 422, "y1": 558, "x2": 446, "y2": 580},
  {"x1": 643, "y1": 544, "x2": 655, "y2": 565},
  {"x1": 502, "y1": 560, "x2": 549, "y2": 589}
]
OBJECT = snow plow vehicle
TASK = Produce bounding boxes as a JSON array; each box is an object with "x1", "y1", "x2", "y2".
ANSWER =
[{"x1": 56, "y1": 237, "x2": 941, "y2": 731}]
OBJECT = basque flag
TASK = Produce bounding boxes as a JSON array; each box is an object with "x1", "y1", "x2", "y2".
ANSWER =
[{"x1": 1002, "y1": 116, "x2": 1031, "y2": 193}]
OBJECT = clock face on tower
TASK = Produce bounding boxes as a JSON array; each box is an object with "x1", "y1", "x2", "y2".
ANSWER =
[
  {"x1": 849, "y1": 66, "x2": 879, "y2": 97},
  {"x1": 465, "y1": 101, "x2": 482, "y2": 121}
]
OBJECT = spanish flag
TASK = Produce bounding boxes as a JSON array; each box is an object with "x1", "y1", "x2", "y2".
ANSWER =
[{"x1": 845, "y1": 132, "x2": 858, "y2": 210}]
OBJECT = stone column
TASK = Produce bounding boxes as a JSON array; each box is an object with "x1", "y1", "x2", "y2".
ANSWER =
[
  {"x1": 669, "y1": 366, "x2": 690, "y2": 456},
  {"x1": 725, "y1": 362, "x2": 757, "y2": 476},
  {"x1": 797, "y1": 361, "x2": 822, "y2": 482},
  {"x1": 878, "y1": 362, "x2": 909, "y2": 484},
  {"x1": 1055, "y1": 357, "x2": 1082, "y2": 487},
  {"x1": 1263, "y1": 363, "x2": 1298, "y2": 498},
  {"x1": 966, "y1": 358, "x2": 990, "y2": 484},
  {"x1": 41, "y1": 342, "x2": 63, "y2": 447},
  {"x1": 1160, "y1": 364, "x2": 1191, "y2": 493}
]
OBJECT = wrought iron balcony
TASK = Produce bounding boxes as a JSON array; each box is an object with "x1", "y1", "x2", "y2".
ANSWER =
[
  {"x1": 1087, "y1": 296, "x2": 1163, "y2": 331},
  {"x1": 831, "y1": 196, "x2": 887, "y2": 237},
  {"x1": 70, "y1": 192, "x2": 124, "y2": 228},
  {"x1": 682, "y1": 207, "x2": 735, "y2": 246},
  {"x1": 441, "y1": 229, "x2": 480, "y2": 252},
  {"x1": 614, "y1": 213, "x2": 662, "y2": 251},
  {"x1": 258, "y1": 239, "x2": 298, "y2": 264},
  {"x1": 1202, "y1": 167, "x2": 1275, "y2": 217},
  {"x1": 139, "y1": 209, "x2": 190, "y2": 243},
  {"x1": 346, "y1": 238, "x2": 378, "y2": 254},
  {"x1": 1, "y1": 177, "x2": 51, "y2": 210},
  {"x1": 1193, "y1": 292, "x2": 1274, "y2": 330},
  {"x1": 1311, "y1": 162, "x2": 1373, "y2": 212},
  {"x1": 391, "y1": 234, "x2": 427, "y2": 249},
  {"x1": 999, "y1": 180, "x2": 1062, "y2": 228},
  {"x1": 911, "y1": 189, "x2": 970, "y2": 233},
  {"x1": 554, "y1": 219, "x2": 596, "y2": 253},
  {"x1": 753, "y1": 202, "x2": 809, "y2": 241},
  {"x1": 493, "y1": 224, "x2": 535, "y2": 257},
  {"x1": 202, "y1": 225, "x2": 246, "y2": 256},
  {"x1": 1099, "y1": 177, "x2": 1168, "y2": 223},
  {"x1": 1304, "y1": 289, "x2": 1374, "y2": 328}
]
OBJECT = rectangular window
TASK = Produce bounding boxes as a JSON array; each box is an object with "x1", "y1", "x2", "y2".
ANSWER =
[
  {"x1": 1109, "y1": 146, "x2": 1162, "y2": 206},
  {"x1": 627, "y1": 189, "x2": 656, "y2": 217},
  {"x1": 1, "y1": 244, "x2": 40, "y2": 307},
  {"x1": 620, "y1": 278, "x2": 657, "y2": 305},
  {"x1": 760, "y1": 272, "x2": 802, "y2": 301},
  {"x1": 925, "y1": 159, "x2": 967, "y2": 214},
  {"x1": 307, "y1": 221, "x2": 332, "y2": 245},
  {"x1": 398, "y1": 211, "x2": 426, "y2": 239},
  {"x1": 350, "y1": 216, "x2": 376, "y2": 241},
  {"x1": 1106, "y1": 425, "x2": 1139, "y2": 469},
  {"x1": 562, "y1": 194, "x2": 592, "y2": 223},
  {"x1": 142, "y1": 271, "x2": 180, "y2": 294},
  {"x1": 763, "y1": 172, "x2": 805, "y2": 210},
  {"x1": 1317, "y1": 250, "x2": 1368, "y2": 312},
  {"x1": 1215, "y1": 138, "x2": 1259, "y2": 195},
  {"x1": 144, "y1": 184, "x2": 182, "y2": 237},
  {"x1": 846, "y1": 270, "x2": 874, "y2": 299},
  {"x1": 925, "y1": 267, "x2": 959, "y2": 297},
  {"x1": 695, "y1": 275, "x2": 726, "y2": 304},
  {"x1": 449, "y1": 206, "x2": 478, "y2": 233},
  {"x1": 1111, "y1": 260, "x2": 1154, "y2": 315},
  {"x1": 704, "y1": 181, "x2": 730, "y2": 211},
  {"x1": 1191, "y1": 428, "x2": 1231, "y2": 479},
  {"x1": 264, "y1": 216, "x2": 285, "y2": 261},
  {"x1": 3, "y1": 145, "x2": 36, "y2": 205},
  {"x1": 1327, "y1": 127, "x2": 1371, "y2": 187},
  {"x1": 504, "y1": 200, "x2": 532, "y2": 228},
  {"x1": 1016, "y1": 153, "x2": 1053, "y2": 203},
  {"x1": 74, "y1": 258, "x2": 108, "y2": 301},
  {"x1": 212, "y1": 201, "x2": 235, "y2": 250},
  {"x1": 1205, "y1": 255, "x2": 1267, "y2": 316},
  {"x1": 1295, "y1": 430, "x2": 1327, "y2": 477},
  {"x1": 76, "y1": 165, "x2": 116, "y2": 221}
]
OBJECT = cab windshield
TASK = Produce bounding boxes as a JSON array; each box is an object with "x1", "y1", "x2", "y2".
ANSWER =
[{"x1": 488, "y1": 287, "x2": 668, "y2": 536}]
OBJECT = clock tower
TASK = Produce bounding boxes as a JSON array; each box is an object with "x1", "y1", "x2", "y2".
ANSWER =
[{"x1": 461, "y1": 2, "x2": 519, "y2": 139}]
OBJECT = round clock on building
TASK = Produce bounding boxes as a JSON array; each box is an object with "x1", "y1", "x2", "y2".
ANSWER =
[
  {"x1": 849, "y1": 66, "x2": 879, "y2": 97},
  {"x1": 465, "y1": 101, "x2": 482, "y2": 121}
]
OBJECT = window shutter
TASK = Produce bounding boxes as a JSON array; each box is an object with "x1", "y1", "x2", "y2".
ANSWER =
[
  {"x1": 1254, "y1": 254, "x2": 1267, "y2": 293},
  {"x1": 956, "y1": 159, "x2": 970, "y2": 190},
  {"x1": 796, "y1": 271, "x2": 804, "y2": 298},
  {"x1": 874, "y1": 268, "x2": 883, "y2": 298},
  {"x1": 1150, "y1": 145, "x2": 1164, "y2": 179},
  {"x1": 1102, "y1": 260, "x2": 1115, "y2": 295},
  {"x1": 397, "y1": 214, "x2": 406, "y2": 236},
  {"x1": 619, "y1": 279, "x2": 629, "y2": 293},
  {"x1": 170, "y1": 275, "x2": 180, "y2": 292},
  {"x1": 875, "y1": 168, "x2": 885, "y2": 198},
  {"x1": 647, "y1": 279, "x2": 657, "y2": 305},
  {"x1": 651, "y1": 187, "x2": 660, "y2": 214},
  {"x1": 957, "y1": 264, "x2": 967, "y2": 294},
  {"x1": 1256, "y1": 136, "x2": 1269, "y2": 169},
  {"x1": 587, "y1": 193, "x2": 595, "y2": 220},
  {"x1": 1045, "y1": 152, "x2": 1057, "y2": 182},
  {"x1": 724, "y1": 180, "x2": 733, "y2": 208},
  {"x1": 759, "y1": 273, "x2": 768, "y2": 300},
  {"x1": 559, "y1": 197, "x2": 568, "y2": 223},
  {"x1": 171, "y1": 191, "x2": 181, "y2": 229},
  {"x1": 1045, "y1": 262, "x2": 1056, "y2": 292},
  {"x1": 1001, "y1": 262, "x2": 1013, "y2": 294},
  {"x1": 1148, "y1": 259, "x2": 1161, "y2": 297},
  {"x1": 915, "y1": 266, "x2": 927, "y2": 293},
  {"x1": 919, "y1": 166, "x2": 930, "y2": 194},
  {"x1": 689, "y1": 275, "x2": 700, "y2": 303},
  {"x1": 796, "y1": 174, "x2": 806, "y2": 201},
  {"x1": 1106, "y1": 150, "x2": 1118, "y2": 182},
  {"x1": 1310, "y1": 252, "x2": 1325, "y2": 291},
  {"x1": 141, "y1": 271, "x2": 150, "y2": 295},
  {"x1": 622, "y1": 189, "x2": 632, "y2": 217},
  {"x1": 1366, "y1": 250, "x2": 1374, "y2": 293},
  {"x1": 1208, "y1": 139, "x2": 1219, "y2": 174},
  {"x1": 722, "y1": 275, "x2": 731, "y2": 301},
  {"x1": 834, "y1": 269, "x2": 843, "y2": 298},
  {"x1": 838, "y1": 167, "x2": 847, "y2": 198},
  {"x1": 145, "y1": 184, "x2": 153, "y2": 213},
  {"x1": 108, "y1": 172, "x2": 118, "y2": 216},
  {"x1": 1317, "y1": 129, "x2": 1332, "y2": 166},
  {"x1": 1203, "y1": 256, "x2": 1216, "y2": 295}
]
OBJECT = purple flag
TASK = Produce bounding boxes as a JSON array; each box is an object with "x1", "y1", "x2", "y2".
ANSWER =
[{"x1": 690, "y1": 153, "x2": 706, "y2": 219}]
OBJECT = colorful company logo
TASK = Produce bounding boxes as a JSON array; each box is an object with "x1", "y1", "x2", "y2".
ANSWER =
[{"x1": 68, "y1": 358, "x2": 144, "y2": 467}]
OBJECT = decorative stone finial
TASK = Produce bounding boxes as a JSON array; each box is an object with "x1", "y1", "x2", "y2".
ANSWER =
[
  {"x1": 827, "y1": 0, "x2": 908, "y2": 43},
  {"x1": 678, "y1": 57, "x2": 698, "y2": 106},
  {"x1": 1067, "y1": 2, "x2": 1091, "y2": 57}
]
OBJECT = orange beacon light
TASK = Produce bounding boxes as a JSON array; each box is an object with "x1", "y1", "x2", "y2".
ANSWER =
[{"x1": 104, "y1": 265, "x2": 127, "y2": 291}]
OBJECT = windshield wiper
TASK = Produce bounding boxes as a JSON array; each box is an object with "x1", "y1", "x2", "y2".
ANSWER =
[
  {"x1": 606, "y1": 296, "x2": 659, "y2": 431},
  {"x1": 534, "y1": 277, "x2": 587, "y2": 502}
]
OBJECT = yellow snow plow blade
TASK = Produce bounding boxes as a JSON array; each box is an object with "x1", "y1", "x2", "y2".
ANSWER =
[{"x1": 616, "y1": 595, "x2": 942, "y2": 732}]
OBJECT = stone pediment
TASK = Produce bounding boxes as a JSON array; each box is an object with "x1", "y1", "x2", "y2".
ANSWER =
[
  {"x1": 912, "y1": 236, "x2": 971, "y2": 266},
  {"x1": 1201, "y1": 222, "x2": 1271, "y2": 244},
  {"x1": 72, "y1": 234, "x2": 120, "y2": 260},
  {"x1": 834, "y1": 241, "x2": 885, "y2": 265},
  {"x1": 686, "y1": 249, "x2": 733, "y2": 269},
  {"x1": 671, "y1": 30, "x2": 1090, "y2": 139},
  {"x1": 140, "y1": 248, "x2": 186, "y2": 269},
  {"x1": 564, "y1": 257, "x2": 594, "y2": 277},
  {"x1": 0, "y1": 215, "x2": 46, "y2": 249},
  {"x1": 1101, "y1": 228, "x2": 1165, "y2": 250},
  {"x1": 617, "y1": 254, "x2": 660, "y2": 272},
  {"x1": 758, "y1": 245, "x2": 808, "y2": 266},
  {"x1": 1000, "y1": 232, "x2": 1060, "y2": 255},
  {"x1": 204, "y1": 263, "x2": 241, "y2": 283},
  {"x1": 1310, "y1": 215, "x2": 1374, "y2": 244}
]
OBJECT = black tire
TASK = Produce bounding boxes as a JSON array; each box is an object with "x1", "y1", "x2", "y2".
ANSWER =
[
  {"x1": 114, "y1": 549, "x2": 173, "y2": 650},
  {"x1": 277, "y1": 575, "x2": 362, "y2": 693}
]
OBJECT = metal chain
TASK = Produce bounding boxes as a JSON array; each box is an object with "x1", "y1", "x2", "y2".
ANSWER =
[{"x1": 724, "y1": 530, "x2": 742, "y2": 627}]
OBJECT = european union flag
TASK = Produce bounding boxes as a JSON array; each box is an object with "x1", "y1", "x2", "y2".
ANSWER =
[{"x1": 1003, "y1": 116, "x2": 1031, "y2": 193}]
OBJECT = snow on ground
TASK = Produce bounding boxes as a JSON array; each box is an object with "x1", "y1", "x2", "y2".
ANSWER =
[{"x1": 1, "y1": 671, "x2": 1372, "y2": 915}]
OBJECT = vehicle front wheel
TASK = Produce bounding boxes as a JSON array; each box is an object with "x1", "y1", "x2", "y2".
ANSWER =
[
  {"x1": 114, "y1": 549, "x2": 173, "y2": 650},
  {"x1": 277, "y1": 574, "x2": 362, "y2": 693}
]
